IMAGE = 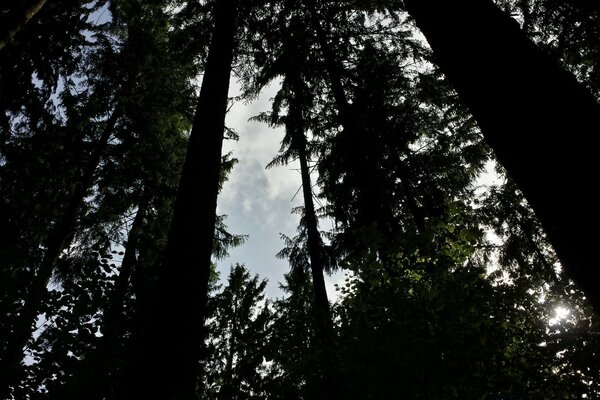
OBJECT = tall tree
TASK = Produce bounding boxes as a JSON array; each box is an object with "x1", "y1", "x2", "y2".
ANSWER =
[
  {"x1": 118, "y1": 0, "x2": 241, "y2": 398},
  {"x1": 289, "y1": 81, "x2": 340, "y2": 400},
  {"x1": 263, "y1": 73, "x2": 340, "y2": 398},
  {"x1": 244, "y1": 6, "x2": 344, "y2": 393},
  {"x1": 202, "y1": 264, "x2": 272, "y2": 400},
  {"x1": 0, "y1": 0, "x2": 201, "y2": 397},
  {"x1": 401, "y1": 0, "x2": 600, "y2": 312}
]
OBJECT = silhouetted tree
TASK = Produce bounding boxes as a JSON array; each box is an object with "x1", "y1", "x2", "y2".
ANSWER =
[
  {"x1": 116, "y1": 0, "x2": 241, "y2": 398},
  {"x1": 402, "y1": 0, "x2": 600, "y2": 312},
  {"x1": 202, "y1": 264, "x2": 272, "y2": 399}
]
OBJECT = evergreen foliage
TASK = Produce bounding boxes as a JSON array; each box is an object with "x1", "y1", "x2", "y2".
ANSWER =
[{"x1": 1, "y1": 0, "x2": 599, "y2": 398}]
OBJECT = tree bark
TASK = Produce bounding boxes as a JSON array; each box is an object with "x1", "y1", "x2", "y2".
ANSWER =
[
  {"x1": 0, "y1": 105, "x2": 120, "y2": 398},
  {"x1": 403, "y1": 0, "x2": 600, "y2": 312},
  {"x1": 0, "y1": 0, "x2": 49, "y2": 50},
  {"x1": 116, "y1": 0, "x2": 240, "y2": 399}
]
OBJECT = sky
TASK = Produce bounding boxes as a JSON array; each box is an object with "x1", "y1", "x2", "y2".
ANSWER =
[
  {"x1": 214, "y1": 77, "x2": 504, "y2": 302},
  {"x1": 83, "y1": 1, "x2": 340, "y2": 301},
  {"x1": 216, "y1": 79, "x2": 342, "y2": 299}
]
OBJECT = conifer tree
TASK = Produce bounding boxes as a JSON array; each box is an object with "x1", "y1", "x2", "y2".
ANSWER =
[
  {"x1": 117, "y1": 0, "x2": 242, "y2": 398},
  {"x1": 202, "y1": 264, "x2": 272, "y2": 399}
]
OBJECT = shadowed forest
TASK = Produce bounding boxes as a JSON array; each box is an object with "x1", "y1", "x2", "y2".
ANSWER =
[{"x1": 1, "y1": 0, "x2": 600, "y2": 399}]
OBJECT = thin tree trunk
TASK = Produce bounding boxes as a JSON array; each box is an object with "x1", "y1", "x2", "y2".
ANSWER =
[
  {"x1": 0, "y1": 105, "x2": 120, "y2": 397},
  {"x1": 103, "y1": 203, "x2": 147, "y2": 363},
  {"x1": 403, "y1": 0, "x2": 600, "y2": 312},
  {"x1": 116, "y1": 0, "x2": 240, "y2": 399},
  {"x1": 93, "y1": 202, "x2": 147, "y2": 400},
  {"x1": 47, "y1": 201, "x2": 147, "y2": 400},
  {"x1": 288, "y1": 76, "x2": 340, "y2": 399},
  {"x1": 0, "y1": 0, "x2": 49, "y2": 50}
]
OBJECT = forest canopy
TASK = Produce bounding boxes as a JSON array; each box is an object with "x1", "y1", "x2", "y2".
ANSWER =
[{"x1": 1, "y1": 0, "x2": 599, "y2": 399}]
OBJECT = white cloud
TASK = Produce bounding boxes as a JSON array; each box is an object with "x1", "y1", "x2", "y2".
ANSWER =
[{"x1": 217, "y1": 78, "x2": 303, "y2": 298}]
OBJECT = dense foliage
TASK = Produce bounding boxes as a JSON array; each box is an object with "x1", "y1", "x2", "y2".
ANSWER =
[{"x1": 1, "y1": 0, "x2": 599, "y2": 399}]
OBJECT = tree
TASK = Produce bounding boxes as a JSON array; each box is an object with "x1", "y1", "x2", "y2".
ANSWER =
[
  {"x1": 265, "y1": 266, "x2": 319, "y2": 399},
  {"x1": 117, "y1": 0, "x2": 241, "y2": 398},
  {"x1": 250, "y1": 16, "x2": 341, "y2": 393},
  {"x1": 202, "y1": 264, "x2": 272, "y2": 400},
  {"x1": 402, "y1": 0, "x2": 600, "y2": 312},
  {"x1": 0, "y1": 7, "x2": 125, "y2": 390},
  {"x1": 0, "y1": 0, "x2": 200, "y2": 397}
]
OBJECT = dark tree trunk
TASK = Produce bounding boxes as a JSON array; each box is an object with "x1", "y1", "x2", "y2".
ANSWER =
[
  {"x1": 0, "y1": 0, "x2": 49, "y2": 50},
  {"x1": 0, "y1": 105, "x2": 120, "y2": 397},
  {"x1": 403, "y1": 0, "x2": 600, "y2": 312},
  {"x1": 92, "y1": 202, "x2": 147, "y2": 400},
  {"x1": 116, "y1": 0, "x2": 239, "y2": 399},
  {"x1": 288, "y1": 76, "x2": 340, "y2": 400},
  {"x1": 102, "y1": 202, "x2": 147, "y2": 365}
]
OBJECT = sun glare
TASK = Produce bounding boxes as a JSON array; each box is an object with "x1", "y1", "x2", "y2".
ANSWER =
[{"x1": 549, "y1": 306, "x2": 570, "y2": 325}]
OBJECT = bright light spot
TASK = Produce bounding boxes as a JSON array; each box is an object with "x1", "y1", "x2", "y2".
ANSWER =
[{"x1": 549, "y1": 306, "x2": 570, "y2": 325}]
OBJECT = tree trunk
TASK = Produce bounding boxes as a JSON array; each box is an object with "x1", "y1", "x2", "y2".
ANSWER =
[
  {"x1": 403, "y1": 0, "x2": 600, "y2": 312},
  {"x1": 0, "y1": 105, "x2": 120, "y2": 398},
  {"x1": 103, "y1": 202, "x2": 147, "y2": 364},
  {"x1": 92, "y1": 202, "x2": 147, "y2": 400},
  {"x1": 0, "y1": 0, "x2": 49, "y2": 50},
  {"x1": 288, "y1": 76, "x2": 340, "y2": 399},
  {"x1": 116, "y1": 0, "x2": 240, "y2": 399},
  {"x1": 46, "y1": 201, "x2": 147, "y2": 400}
]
